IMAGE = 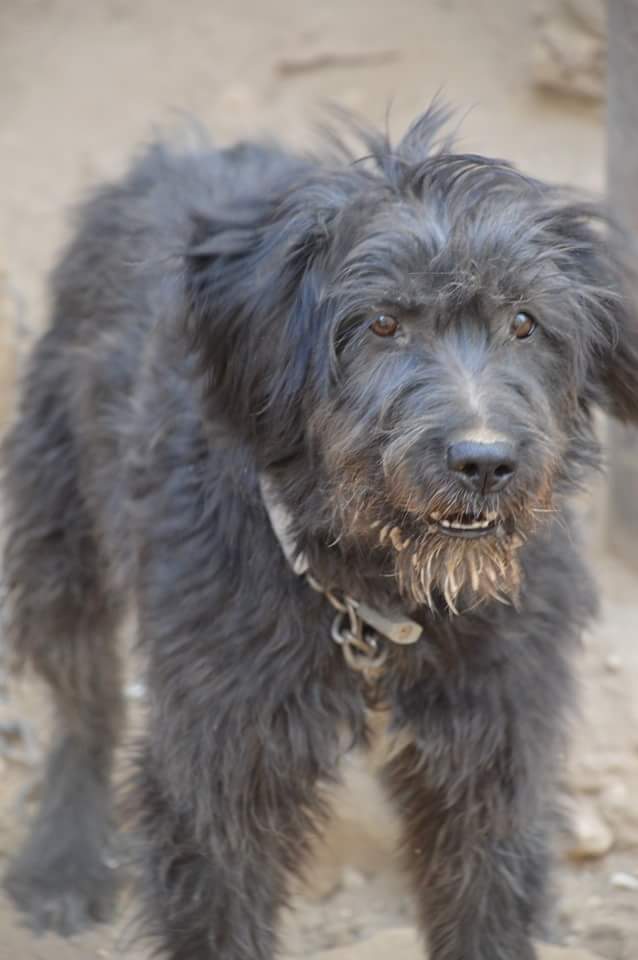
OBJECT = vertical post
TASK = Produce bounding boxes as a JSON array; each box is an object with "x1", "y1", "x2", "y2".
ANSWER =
[{"x1": 607, "y1": 0, "x2": 638, "y2": 569}]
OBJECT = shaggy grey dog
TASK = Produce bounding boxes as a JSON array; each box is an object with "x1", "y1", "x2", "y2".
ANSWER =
[{"x1": 3, "y1": 106, "x2": 638, "y2": 960}]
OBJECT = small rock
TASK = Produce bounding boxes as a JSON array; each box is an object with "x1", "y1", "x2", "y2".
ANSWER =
[
  {"x1": 565, "y1": 799, "x2": 614, "y2": 860},
  {"x1": 610, "y1": 871, "x2": 638, "y2": 891},
  {"x1": 598, "y1": 777, "x2": 638, "y2": 847},
  {"x1": 341, "y1": 867, "x2": 366, "y2": 891},
  {"x1": 125, "y1": 681, "x2": 146, "y2": 701},
  {"x1": 600, "y1": 777, "x2": 628, "y2": 813},
  {"x1": 604, "y1": 653, "x2": 622, "y2": 673}
]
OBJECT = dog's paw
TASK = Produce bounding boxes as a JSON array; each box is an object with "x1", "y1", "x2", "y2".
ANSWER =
[{"x1": 4, "y1": 856, "x2": 118, "y2": 936}]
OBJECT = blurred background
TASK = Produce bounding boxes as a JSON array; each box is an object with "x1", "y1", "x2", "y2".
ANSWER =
[{"x1": 0, "y1": 2, "x2": 636, "y2": 959}]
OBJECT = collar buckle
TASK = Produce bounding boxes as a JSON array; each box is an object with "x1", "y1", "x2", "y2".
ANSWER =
[{"x1": 260, "y1": 474, "x2": 423, "y2": 673}]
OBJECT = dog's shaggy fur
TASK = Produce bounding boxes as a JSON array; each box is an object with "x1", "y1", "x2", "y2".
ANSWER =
[{"x1": 4, "y1": 106, "x2": 638, "y2": 960}]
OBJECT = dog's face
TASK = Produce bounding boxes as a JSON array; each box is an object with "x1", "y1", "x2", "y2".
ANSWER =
[
  {"x1": 187, "y1": 110, "x2": 638, "y2": 611},
  {"x1": 312, "y1": 172, "x2": 614, "y2": 611}
]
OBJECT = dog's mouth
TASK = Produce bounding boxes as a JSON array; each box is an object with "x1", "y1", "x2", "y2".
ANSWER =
[
  {"x1": 369, "y1": 502, "x2": 527, "y2": 611},
  {"x1": 429, "y1": 509, "x2": 499, "y2": 539}
]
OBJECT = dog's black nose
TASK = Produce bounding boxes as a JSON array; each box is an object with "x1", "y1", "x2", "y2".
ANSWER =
[{"x1": 447, "y1": 440, "x2": 517, "y2": 495}]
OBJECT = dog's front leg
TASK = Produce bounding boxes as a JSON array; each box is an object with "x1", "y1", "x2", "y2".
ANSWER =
[
  {"x1": 134, "y1": 552, "x2": 362, "y2": 960},
  {"x1": 382, "y1": 656, "x2": 564, "y2": 960},
  {"x1": 134, "y1": 634, "x2": 362, "y2": 960}
]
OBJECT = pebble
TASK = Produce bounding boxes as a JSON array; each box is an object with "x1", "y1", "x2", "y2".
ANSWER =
[
  {"x1": 341, "y1": 867, "x2": 366, "y2": 891},
  {"x1": 125, "y1": 681, "x2": 146, "y2": 701},
  {"x1": 610, "y1": 871, "x2": 638, "y2": 891},
  {"x1": 566, "y1": 800, "x2": 614, "y2": 860},
  {"x1": 604, "y1": 653, "x2": 622, "y2": 673}
]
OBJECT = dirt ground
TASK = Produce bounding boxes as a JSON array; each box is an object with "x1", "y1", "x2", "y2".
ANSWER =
[{"x1": 1, "y1": 1, "x2": 637, "y2": 958}]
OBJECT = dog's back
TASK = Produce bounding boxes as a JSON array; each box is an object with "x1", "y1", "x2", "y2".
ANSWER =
[
  {"x1": 0, "y1": 137, "x2": 305, "y2": 934},
  {"x1": 8, "y1": 140, "x2": 304, "y2": 577}
]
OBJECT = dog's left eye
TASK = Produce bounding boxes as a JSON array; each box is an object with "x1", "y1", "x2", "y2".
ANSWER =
[
  {"x1": 511, "y1": 311, "x2": 537, "y2": 340},
  {"x1": 370, "y1": 314, "x2": 399, "y2": 337}
]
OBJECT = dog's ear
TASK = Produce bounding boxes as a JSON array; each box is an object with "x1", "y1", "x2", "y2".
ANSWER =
[
  {"x1": 598, "y1": 292, "x2": 638, "y2": 424},
  {"x1": 182, "y1": 175, "x2": 343, "y2": 454},
  {"x1": 547, "y1": 203, "x2": 638, "y2": 424},
  {"x1": 591, "y1": 230, "x2": 638, "y2": 424}
]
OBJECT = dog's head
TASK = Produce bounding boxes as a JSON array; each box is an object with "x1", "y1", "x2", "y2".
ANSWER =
[{"x1": 186, "y1": 107, "x2": 638, "y2": 611}]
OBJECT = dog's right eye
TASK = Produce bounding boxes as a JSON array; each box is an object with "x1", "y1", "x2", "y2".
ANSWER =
[
  {"x1": 370, "y1": 314, "x2": 399, "y2": 338},
  {"x1": 511, "y1": 311, "x2": 537, "y2": 340}
]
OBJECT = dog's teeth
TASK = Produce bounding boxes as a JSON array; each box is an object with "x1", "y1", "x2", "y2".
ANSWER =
[
  {"x1": 424, "y1": 551, "x2": 435, "y2": 610},
  {"x1": 379, "y1": 524, "x2": 391, "y2": 544},
  {"x1": 444, "y1": 581, "x2": 459, "y2": 616},
  {"x1": 434, "y1": 513, "x2": 500, "y2": 533},
  {"x1": 469, "y1": 557, "x2": 480, "y2": 592},
  {"x1": 390, "y1": 527, "x2": 406, "y2": 551}
]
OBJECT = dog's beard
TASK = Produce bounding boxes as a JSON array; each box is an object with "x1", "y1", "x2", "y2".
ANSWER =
[
  {"x1": 387, "y1": 527, "x2": 524, "y2": 614},
  {"x1": 332, "y1": 479, "x2": 554, "y2": 614}
]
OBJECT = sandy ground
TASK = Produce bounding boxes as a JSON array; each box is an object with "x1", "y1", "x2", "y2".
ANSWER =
[{"x1": 0, "y1": 1, "x2": 637, "y2": 958}]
